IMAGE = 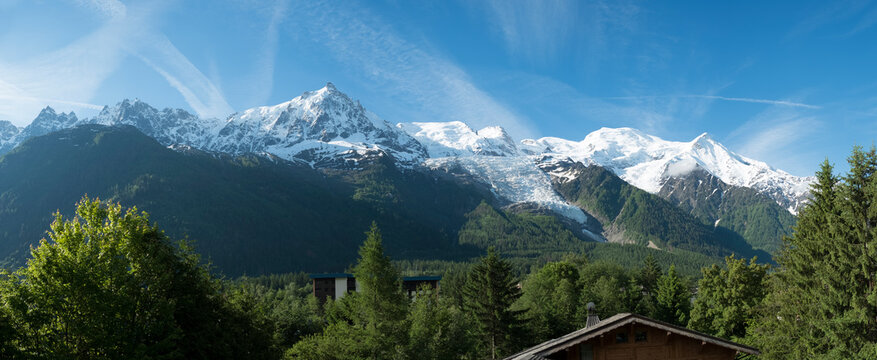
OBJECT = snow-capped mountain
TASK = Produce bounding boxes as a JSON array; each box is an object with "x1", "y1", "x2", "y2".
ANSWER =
[
  {"x1": 520, "y1": 127, "x2": 812, "y2": 213},
  {"x1": 398, "y1": 121, "x2": 518, "y2": 158},
  {"x1": 0, "y1": 120, "x2": 19, "y2": 152},
  {"x1": 1, "y1": 83, "x2": 812, "y2": 219},
  {"x1": 208, "y1": 83, "x2": 426, "y2": 165},
  {"x1": 89, "y1": 99, "x2": 216, "y2": 147}
]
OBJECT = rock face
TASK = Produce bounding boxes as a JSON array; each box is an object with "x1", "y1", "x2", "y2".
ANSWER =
[{"x1": 1, "y1": 83, "x2": 813, "y2": 223}]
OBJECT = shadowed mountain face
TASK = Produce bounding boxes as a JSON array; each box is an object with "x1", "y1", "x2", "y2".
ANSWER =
[
  {"x1": 0, "y1": 125, "x2": 493, "y2": 275},
  {"x1": 657, "y1": 168, "x2": 796, "y2": 254}
]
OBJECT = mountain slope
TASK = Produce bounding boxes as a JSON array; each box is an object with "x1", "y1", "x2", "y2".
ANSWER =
[
  {"x1": 657, "y1": 169, "x2": 796, "y2": 254},
  {"x1": 0, "y1": 125, "x2": 492, "y2": 274},
  {"x1": 546, "y1": 161, "x2": 769, "y2": 259}
]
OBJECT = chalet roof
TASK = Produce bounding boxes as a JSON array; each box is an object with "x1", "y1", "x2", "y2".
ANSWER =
[{"x1": 504, "y1": 313, "x2": 760, "y2": 360}]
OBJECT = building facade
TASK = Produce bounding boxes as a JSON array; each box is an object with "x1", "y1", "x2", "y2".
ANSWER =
[{"x1": 309, "y1": 273, "x2": 440, "y2": 302}]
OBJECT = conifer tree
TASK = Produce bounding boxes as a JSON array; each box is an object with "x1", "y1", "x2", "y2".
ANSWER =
[
  {"x1": 463, "y1": 247, "x2": 525, "y2": 360},
  {"x1": 639, "y1": 254, "x2": 662, "y2": 296},
  {"x1": 353, "y1": 222, "x2": 408, "y2": 358},
  {"x1": 751, "y1": 149, "x2": 877, "y2": 359},
  {"x1": 654, "y1": 264, "x2": 691, "y2": 326}
]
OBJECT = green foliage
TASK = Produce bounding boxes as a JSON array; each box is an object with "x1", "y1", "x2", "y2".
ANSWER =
[
  {"x1": 0, "y1": 196, "x2": 276, "y2": 359},
  {"x1": 458, "y1": 201, "x2": 585, "y2": 255},
  {"x1": 751, "y1": 150, "x2": 877, "y2": 359},
  {"x1": 688, "y1": 255, "x2": 768, "y2": 341},
  {"x1": 638, "y1": 254, "x2": 662, "y2": 296},
  {"x1": 463, "y1": 247, "x2": 526, "y2": 360},
  {"x1": 353, "y1": 222, "x2": 409, "y2": 357},
  {"x1": 406, "y1": 289, "x2": 478, "y2": 360},
  {"x1": 654, "y1": 265, "x2": 692, "y2": 326},
  {"x1": 288, "y1": 224, "x2": 410, "y2": 359},
  {"x1": 518, "y1": 261, "x2": 582, "y2": 340}
]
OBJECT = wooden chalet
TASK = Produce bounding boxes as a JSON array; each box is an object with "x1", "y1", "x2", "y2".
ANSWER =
[{"x1": 506, "y1": 303, "x2": 759, "y2": 360}]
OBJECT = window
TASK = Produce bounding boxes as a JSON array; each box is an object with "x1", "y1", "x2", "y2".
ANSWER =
[
  {"x1": 635, "y1": 331, "x2": 648, "y2": 342},
  {"x1": 615, "y1": 332, "x2": 628, "y2": 344}
]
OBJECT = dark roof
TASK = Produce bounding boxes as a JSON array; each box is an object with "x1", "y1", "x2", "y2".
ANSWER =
[
  {"x1": 504, "y1": 313, "x2": 760, "y2": 360},
  {"x1": 403, "y1": 276, "x2": 441, "y2": 281},
  {"x1": 308, "y1": 273, "x2": 354, "y2": 279}
]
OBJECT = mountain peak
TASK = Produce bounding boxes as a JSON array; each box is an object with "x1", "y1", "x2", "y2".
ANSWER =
[{"x1": 38, "y1": 106, "x2": 56, "y2": 116}]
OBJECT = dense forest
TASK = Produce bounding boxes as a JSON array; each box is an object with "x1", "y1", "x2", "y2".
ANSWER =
[{"x1": 2, "y1": 146, "x2": 876, "y2": 358}]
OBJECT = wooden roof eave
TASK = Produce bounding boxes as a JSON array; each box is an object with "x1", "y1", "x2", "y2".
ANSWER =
[{"x1": 534, "y1": 314, "x2": 760, "y2": 358}]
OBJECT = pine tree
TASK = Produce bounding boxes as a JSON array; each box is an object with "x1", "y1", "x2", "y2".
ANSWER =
[
  {"x1": 639, "y1": 254, "x2": 662, "y2": 296},
  {"x1": 654, "y1": 264, "x2": 691, "y2": 326},
  {"x1": 353, "y1": 222, "x2": 409, "y2": 358},
  {"x1": 463, "y1": 247, "x2": 526, "y2": 360},
  {"x1": 751, "y1": 149, "x2": 877, "y2": 359}
]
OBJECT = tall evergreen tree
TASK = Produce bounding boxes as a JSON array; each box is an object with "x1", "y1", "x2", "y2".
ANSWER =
[
  {"x1": 639, "y1": 254, "x2": 662, "y2": 296},
  {"x1": 353, "y1": 222, "x2": 409, "y2": 358},
  {"x1": 751, "y1": 150, "x2": 877, "y2": 359},
  {"x1": 654, "y1": 264, "x2": 691, "y2": 326},
  {"x1": 688, "y1": 255, "x2": 768, "y2": 341},
  {"x1": 463, "y1": 247, "x2": 526, "y2": 360}
]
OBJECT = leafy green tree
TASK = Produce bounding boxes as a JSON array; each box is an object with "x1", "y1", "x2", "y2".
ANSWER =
[
  {"x1": 463, "y1": 247, "x2": 526, "y2": 360},
  {"x1": 406, "y1": 288, "x2": 477, "y2": 360},
  {"x1": 688, "y1": 255, "x2": 768, "y2": 341},
  {"x1": 0, "y1": 309, "x2": 20, "y2": 359},
  {"x1": 0, "y1": 196, "x2": 275, "y2": 359},
  {"x1": 518, "y1": 261, "x2": 581, "y2": 341},
  {"x1": 654, "y1": 264, "x2": 691, "y2": 326},
  {"x1": 580, "y1": 261, "x2": 629, "y2": 319},
  {"x1": 751, "y1": 150, "x2": 877, "y2": 359}
]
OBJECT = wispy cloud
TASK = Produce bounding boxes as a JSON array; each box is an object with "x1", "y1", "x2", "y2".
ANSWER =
[
  {"x1": 488, "y1": 72, "x2": 677, "y2": 136},
  {"x1": 788, "y1": 0, "x2": 877, "y2": 38},
  {"x1": 473, "y1": 0, "x2": 639, "y2": 64},
  {"x1": 727, "y1": 106, "x2": 823, "y2": 175},
  {"x1": 285, "y1": 1, "x2": 536, "y2": 140},
  {"x1": 605, "y1": 95, "x2": 820, "y2": 109},
  {"x1": 0, "y1": 0, "x2": 232, "y2": 124},
  {"x1": 133, "y1": 33, "x2": 233, "y2": 119},
  {"x1": 236, "y1": 0, "x2": 289, "y2": 107},
  {"x1": 0, "y1": 9, "x2": 132, "y2": 124}
]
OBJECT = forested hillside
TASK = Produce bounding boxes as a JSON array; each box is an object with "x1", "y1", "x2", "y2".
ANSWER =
[{"x1": 0, "y1": 125, "x2": 782, "y2": 276}]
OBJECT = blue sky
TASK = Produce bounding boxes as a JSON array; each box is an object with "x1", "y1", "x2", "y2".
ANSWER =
[{"x1": 1, "y1": 0, "x2": 876, "y2": 176}]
